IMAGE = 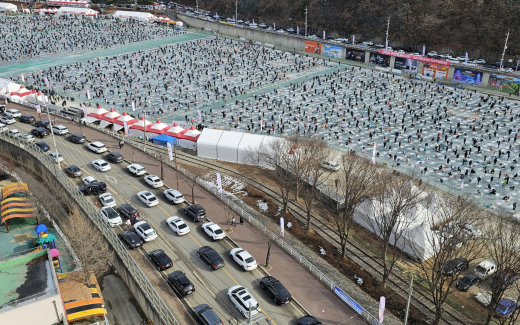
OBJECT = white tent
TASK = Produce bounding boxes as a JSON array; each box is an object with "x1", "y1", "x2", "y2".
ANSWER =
[
  {"x1": 237, "y1": 133, "x2": 266, "y2": 164},
  {"x1": 217, "y1": 131, "x2": 244, "y2": 163},
  {"x1": 25, "y1": 92, "x2": 48, "y2": 105},
  {"x1": 113, "y1": 11, "x2": 154, "y2": 23},
  {"x1": 146, "y1": 119, "x2": 169, "y2": 138},
  {"x1": 178, "y1": 126, "x2": 201, "y2": 151},
  {"x1": 197, "y1": 128, "x2": 223, "y2": 160},
  {"x1": 55, "y1": 7, "x2": 98, "y2": 17},
  {"x1": 0, "y1": 3, "x2": 17, "y2": 12},
  {"x1": 128, "y1": 116, "x2": 153, "y2": 138}
]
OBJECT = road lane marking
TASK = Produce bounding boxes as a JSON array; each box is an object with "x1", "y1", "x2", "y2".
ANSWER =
[
  {"x1": 222, "y1": 268, "x2": 239, "y2": 286},
  {"x1": 192, "y1": 270, "x2": 216, "y2": 298},
  {"x1": 188, "y1": 233, "x2": 203, "y2": 247}
]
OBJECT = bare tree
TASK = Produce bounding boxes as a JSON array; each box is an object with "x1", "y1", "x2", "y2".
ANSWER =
[
  {"x1": 61, "y1": 208, "x2": 114, "y2": 284},
  {"x1": 357, "y1": 177, "x2": 424, "y2": 288},
  {"x1": 410, "y1": 194, "x2": 484, "y2": 325},
  {"x1": 494, "y1": 280, "x2": 520, "y2": 325},
  {"x1": 182, "y1": 166, "x2": 206, "y2": 204}
]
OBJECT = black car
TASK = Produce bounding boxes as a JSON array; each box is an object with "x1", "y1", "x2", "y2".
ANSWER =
[
  {"x1": 443, "y1": 258, "x2": 469, "y2": 276},
  {"x1": 35, "y1": 120, "x2": 50, "y2": 129},
  {"x1": 117, "y1": 203, "x2": 140, "y2": 222},
  {"x1": 31, "y1": 127, "x2": 50, "y2": 138},
  {"x1": 260, "y1": 276, "x2": 292, "y2": 305},
  {"x1": 118, "y1": 230, "x2": 143, "y2": 249},
  {"x1": 168, "y1": 270, "x2": 195, "y2": 297},
  {"x1": 106, "y1": 152, "x2": 124, "y2": 163},
  {"x1": 18, "y1": 114, "x2": 35, "y2": 124},
  {"x1": 184, "y1": 205, "x2": 206, "y2": 222},
  {"x1": 64, "y1": 165, "x2": 83, "y2": 177},
  {"x1": 193, "y1": 304, "x2": 222, "y2": 325},
  {"x1": 298, "y1": 316, "x2": 322, "y2": 325},
  {"x1": 35, "y1": 141, "x2": 50, "y2": 152},
  {"x1": 456, "y1": 274, "x2": 479, "y2": 291},
  {"x1": 197, "y1": 246, "x2": 225, "y2": 270},
  {"x1": 148, "y1": 249, "x2": 173, "y2": 271},
  {"x1": 79, "y1": 182, "x2": 107, "y2": 195},
  {"x1": 491, "y1": 270, "x2": 519, "y2": 290},
  {"x1": 68, "y1": 133, "x2": 86, "y2": 144}
]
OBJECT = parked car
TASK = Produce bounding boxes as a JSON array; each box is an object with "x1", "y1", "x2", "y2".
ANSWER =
[
  {"x1": 475, "y1": 259, "x2": 497, "y2": 279},
  {"x1": 227, "y1": 285, "x2": 261, "y2": 318},
  {"x1": 48, "y1": 152, "x2": 64, "y2": 163},
  {"x1": 491, "y1": 269, "x2": 519, "y2": 290},
  {"x1": 88, "y1": 141, "x2": 108, "y2": 153},
  {"x1": 443, "y1": 258, "x2": 469, "y2": 276},
  {"x1": 52, "y1": 125, "x2": 69, "y2": 135},
  {"x1": 31, "y1": 127, "x2": 49, "y2": 138},
  {"x1": 134, "y1": 221, "x2": 158, "y2": 242},
  {"x1": 193, "y1": 304, "x2": 222, "y2": 325},
  {"x1": 35, "y1": 141, "x2": 50, "y2": 152},
  {"x1": 64, "y1": 165, "x2": 83, "y2": 177},
  {"x1": 427, "y1": 51, "x2": 438, "y2": 57},
  {"x1": 35, "y1": 120, "x2": 50, "y2": 129},
  {"x1": 137, "y1": 190, "x2": 159, "y2": 207},
  {"x1": 298, "y1": 316, "x2": 323, "y2": 325},
  {"x1": 79, "y1": 182, "x2": 107, "y2": 195},
  {"x1": 260, "y1": 276, "x2": 292, "y2": 305},
  {"x1": 18, "y1": 114, "x2": 35, "y2": 124},
  {"x1": 106, "y1": 152, "x2": 124, "y2": 163},
  {"x1": 320, "y1": 161, "x2": 340, "y2": 171},
  {"x1": 117, "y1": 204, "x2": 140, "y2": 222},
  {"x1": 495, "y1": 298, "x2": 519, "y2": 318},
  {"x1": 230, "y1": 248, "x2": 257, "y2": 271},
  {"x1": 166, "y1": 216, "x2": 190, "y2": 236},
  {"x1": 1, "y1": 116, "x2": 16, "y2": 125},
  {"x1": 144, "y1": 175, "x2": 163, "y2": 188},
  {"x1": 184, "y1": 205, "x2": 206, "y2": 222},
  {"x1": 473, "y1": 59, "x2": 486, "y2": 64},
  {"x1": 99, "y1": 193, "x2": 116, "y2": 208},
  {"x1": 68, "y1": 133, "x2": 86, "y2": 144},
  {"x1": 5, "y1": 109, "x2": 21, "y2": 118},
  {"x1": 197, "y1": 246, "x2": 225, "y2": 270},
  {"x1": 168, "y1": 270, "x2": 195, "y2": 297},
  {"x1": 92, "y1": 159, "x2": 111, "y2": 172},
  {"x1": 128, "y1": 163, "x2": 146, "y2": 176},
  {"x1": 148, "y1": 249, "x2": 173, "y2": 271},
  {"x1": 163, "y1": 189, "x2": 185, "y2": 204},
  {"x1": 202, "y1": 222, "x2": 226, "y2": 241},
  {"x1": 118, "y1": 230, "x2": 143, "y2": 249},
  {"x1": 456, "y1": 274, "x2": 479, "y2": 291},
  {"x1": 474, "y1": 292, "x2": 492, "y2": 307},
  {"x1": 100, "y1": 206, "x2": 123, "y2": 227}
]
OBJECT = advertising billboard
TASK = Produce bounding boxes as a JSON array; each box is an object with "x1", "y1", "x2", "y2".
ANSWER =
[
  {"x1": 378, "y1": 50, "x2": 451, "y2": 66},
  {"x1": 324, "y1": 44, "x2": 342, "y2": 59},
  {"x1": 423, "y1": 63, "x2": 450, "y2": 80},
  {"x1": 345, "y1": 48, "x2": 366, "y2": 62},
  {"x1": 368, "y1": 53, "x2": 391, "y2": 68},
  {"x1": 394, "y1": 57, "x2": 418, "y2": 73},
  {"x1": 305, "y1": 41, "x2": 322, "y2": 54},
  {"x1": 452, "y1": 68, "x2": 483, "y2": 86},
  {"x1": 488, "y1": 74, "x2": 520, "y2": 95}
]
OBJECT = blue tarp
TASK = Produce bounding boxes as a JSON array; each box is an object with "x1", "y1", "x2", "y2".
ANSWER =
[{"x1": 151, "y1": 134, "x2": 177, "y2": 147}]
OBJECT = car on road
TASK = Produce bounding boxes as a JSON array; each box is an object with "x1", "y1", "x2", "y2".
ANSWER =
[
  {"x1": 99, "y1": 193, "x2": 116, "y2": 208},
  {"x1": 21, "y1": 133, "x2": 34, "y2": 142},
  {"x1": 144, "y1": 175, "x2": 163, "y2": 188},
  {"x1": 473, "y1": 59, "x2": 486, "y2": 64},
  {"x1": 5, "y1": 109, "x2": 21, "y2": 118},
  {"x1": 320, "y1": 160, "x2": 340, "y2": 171},
  {"x1": 202, "y1": 222, "x2": 226, "y2": 241},
  {"x1": 462, "y1": 62, "x2": 477, "y2": 67},
  {"x1": 68, "y1": 133, "x2": 86, "y2": 144},
  {"x1": 495, "y1": 298, "x2": 519, "y2": 318},
  {"x1": 92, "y1": 159, "x2": 111, "y2": 172},
  {"x1": 79, "y1": 182, "x2": 107, "y2": 195},
  {"x1": 184, "y1": 204, "x2": 206, "y2": 222},
  {"x1": 166, "y1": 216, "x2": 190, "y2": 236},
  {"x1": 134, "y1": 221, "x2": 157, "y2": 242},
  {"x1": 18, "y1": 115, "x2": 35, "y2": 124},
  {"x1": 137, "y1": 190, "x2": 159, "y2": 207},
  {"x1": 148, "y1": 249, "x2": 173, "y2": 271},
  {"x1": 362, "y1": 41, "x2": 373, "y2": 46},
  {"x1": 8, "y1": 129, "x2": 20, "y2": 137},
  {"x1": 52, "y1": 125, "x2": 69, "y2": 135},
  {"x1": 427, "y1": 51, "x2": 438, "y2": 57},
  {"x1": 100, "y1": 206, "x2": 123, "y2": 227},
  {"x1": 193, "y1": 304, "x2": 222, "y2": 325},
  {"x1": 48, "y1": 152, "x2": 64, "y2": 163},
  {"x1": 88, "y1": 141, "x2": 108, "y2": 153},
  {"x1": 197, "y1": 246, "x2": 225, "y2": 270},
  {"x1": 118, "y1": 230, "x2": 143, "y2": 249},
  {"x1": 168, "y1": 270, "x2": 195, "y2": 297},
  {"x1": 456, "y1": 274, "x2": 479, "y2": 291},
  {"x1": 35, "y1": 141, "x2": 50, "y2": 152},
  {"x1": 106, "y1": 152, "x2": 124, "y2": 163},
  {"x1": 117, "y1": 203, "x2": 140, "y2": 222},
  {"x1": 128, "y1": 163, "x2": 146, "y2": 176},
  {"x1": 1, "y1": 116, "x2": 15, "y2": 125},
  {"x1": 0, "y1": 123, "x2": 7, "y2": 133},
  {"x1": 82, "y1": 175, "x2": 97, "y2": 185},
  {"x1": 35, "y1": 120, "x2": 50, "y2": 129},
  {"x1": 230, "y1": 248, "x2": 257, "y2": 271},
  {"x1": 227, "y1": 285, "x2": 261, "y2": 318},
  {"x1": 31, "y1": 127, "x2": 49, "y2": 138},
  {"x1": 443, "y1": 258, "x2": 469, "y2": 276},
  {"x1": 260, "y1": 276, "x2": 292, "y2": 305},
  {"x1": 163, "y1": 189, "x2": 185, "y2": 204},
  {"x1": 298, "y1": 316, "x2": 322, "y2": 325},
  {"x1": 64, "y1": 165, "x2": 83, "y2": 177}
]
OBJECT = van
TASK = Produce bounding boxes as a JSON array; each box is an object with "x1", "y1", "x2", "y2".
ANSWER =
[{"x1": 474, "y1": 259, "x2": 497, "y2": 279}]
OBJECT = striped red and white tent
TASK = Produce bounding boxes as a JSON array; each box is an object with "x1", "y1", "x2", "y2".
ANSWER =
[
  {"x1": 128, "y1": 116, "x2": 153, "y2": 138},
  {"x1": 164, "y1": 123, "x2": 186, "y2": 137},
  {"x1": 87, "y1": 104, "x2": 108, "y2": 119},
  {"x1": 12, "y1": 86, "x2": 32, "y2": 98},
  {"x1": 147, "y1": 119, "x2": 169, "y2": 135},
  {"x1": 99, "y1": 108, "x2": 121, "y2": 123},
  {"x1": 177, "y1": 126, "x2": 201, "y2": 151}
]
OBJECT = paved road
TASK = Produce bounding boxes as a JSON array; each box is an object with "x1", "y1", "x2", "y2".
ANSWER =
[{"x1": 7, "y1": 103, "x2": 367, "y2": 325}]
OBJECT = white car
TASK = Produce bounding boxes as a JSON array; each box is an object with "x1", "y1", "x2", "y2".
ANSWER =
[
  {"x1": 8, "y1": 129, "x2": 20, "y2": 137},
  {"x1": 0, "y1": 123, "x2": 7, "y2": 132},
  {"x1": 88, "y1": 141, "x2": 108, "y2": 153},
  {"x1": 202, "y1": 222, "x2": 226, "y2": 241},
  {"x1": 427, "y1": 51, "x2": 438, "y2": 56},
  {"x1": 363, "y1": 41, "x2": 374, "y2": 46},
  {"x1": 1, "y1": 116, "x2": 15, "y2": 124},
  {"x1": 144, "y1": 175, "x2": 163, "y2": 188},
  {"x1": 82, "y1": 175, "x2": 97, "y2": 185},
  {"x1": 52, "y1": 125, "x2": 69, "y2": 135},
  {"x1": 397, "y1": 50, "x2": 405, "y2": 54},
  {"x1": 5, "y1": 109, "x2": 21, "y2": 118},
  {"x1": 134, "y1": 221, "x2": 157, "y2": 242},
  {"x1": 455, "y1": 56, "x2": 467, "y2": 61},
  {"x1": 321, "y1": 161, "x2": 340, "y2": 171},
  {"x1": 48, "y1": 152, "x2": 64, "y2": 163},
  {"x1": 473, "y1": 59, "x2": 486, "y2": 64},
  {"x1": 137, "y1": 190, "x2": 159, "y2": 207},
  {"x1": 276, "y1": 29, "x2": 284, "y2": 33},
  {"x1": 163, "y1": 189, "x2": 185, "y2": 204},
  {"x1": 462, "y1": 62, "x2": 477, "y2": 67},
  {"x1": 21, "y1": 133, "x2": 34, "y2": 142},
  {"x1": 99, "y1": 193, "x2": 116, "y2": 208},
  {"x1": 438, "y1": 54, "x2": 450, "y2": 58},
  {"x1": 258, "y1": 23, "x2": 267, "y2": 28},
  {"x1": 230, "y1": 248, "x2": 258, "y2": 271},
  {"x1": 92, "y1": 159, "x2": 111, "y2": 172},
  {"x1": 128, "y1": 164, "x2": 146, "y2": 176},
  {"x1": 100, "y1": 206, "x2": 122, "y2": 227},
  {"x1": 166, "y1": 216, "x2": 190, "y2": 236},
  {"x1": 227, "y1": 285, "x2": 261, "y2": 318},
  {"x1": 308, "y1": 34, "x2": 317, "y2": 39}
]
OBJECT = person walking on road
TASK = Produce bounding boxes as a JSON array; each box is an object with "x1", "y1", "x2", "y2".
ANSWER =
[
  {"x1": 239, "y1": 216, "x2": 244, "y2": 225},
  {"x1": 119, "y1": 140, "x2": 124, "y2": 149},
  {"x1": 232, "y1": 216, "x2": 236, "y2": 227}
]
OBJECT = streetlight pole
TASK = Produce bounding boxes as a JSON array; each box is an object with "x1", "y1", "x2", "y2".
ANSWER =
[
  {"x1": 174, "y1": 146, "x2": 179, "y2": 190},
  {"x1": 500, "y1": 29, "x2": 510, "y2": 72},
  {"x1": 195, "y1": 0, "x2": 198, "y2": 13},
  {"x1": 385, "y1": 17, "x2": 390, "y2": 49},
  {"x1": 235, "y1": 0, "x2": 238, "y2": 27},
  {"x1": 304, "y1": 7, "x2": 308, "y2": 38},
  {"x1": 403, "y1": 272, "x2": 414, "y2": 325},
  {"x1": 45, "y1": 105, "x2": 60, "y2": 169},
  {"x1": 142, "y1": 112, "x2": 146, "y2": 153}
]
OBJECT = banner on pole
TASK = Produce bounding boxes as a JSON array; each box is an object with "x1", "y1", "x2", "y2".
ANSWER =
[
  {"x1": 216, "y1": 172, "x2": 222, "y2": 193},
  {"x1": 132, "y1": 100, "x2": 135, "y2": 111},
  {"x1": 379, "y1": 296, "x2": 385, "y2": 322},
  {"x1": 86, "y1": 89, "x2": 90, "y2": 99},
  {"x1": 81, "y1": 103, "x2": 87, "y2": 118},
  {"x1": 280, "y1": 217, "x2": 285, "y2": 237},
  {"x1": 123, "y1": 119, "x2": 129, "y2": 136},
  {"x1": 167, "y1": 142, "x2": 174, "y2": 161}
]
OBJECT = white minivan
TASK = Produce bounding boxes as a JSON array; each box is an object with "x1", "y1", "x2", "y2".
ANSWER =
[
  {"x1": 88, "y1": 141, "x2": 108, "y2": 153},
  {"x1": 474, "y1": 259, "x2": 497, "y2": 279}
]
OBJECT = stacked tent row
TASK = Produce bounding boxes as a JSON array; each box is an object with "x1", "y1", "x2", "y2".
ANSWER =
[
  {"x1": 1, "y1": 183, "x2": 38, "y2": 232},
  {"x1": 0, "y1": 79, "x2": 49, "y2": 105}
]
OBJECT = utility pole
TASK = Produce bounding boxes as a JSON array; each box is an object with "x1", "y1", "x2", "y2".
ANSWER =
[
  {"x1": 403, "y1": 274, "x2": 414, "y2": 325},
  {"x1": 235, "y1": 0, "x2": 238, "y2": 27},
  {"x1": 142, "y1": 112, "x2": 146, "y2": 153},
  {"x1": 160, "y1": 154, "x2": 164, "y2": 180},
  {"x1": 385, "y1": 16, "x2": 390, "y2": 49},
  {"x1": 195, "y1": 0, "x2": 198, "y2": 13},
  {"x1": 45, "y1": 105, "x2": 60, "y2": 169},
  {"x1": 304, "y1": 7, "x2": 308, "y2": 38},
  {"x1": 500, "y1": 29, "x2": 510, "y2": 72}
]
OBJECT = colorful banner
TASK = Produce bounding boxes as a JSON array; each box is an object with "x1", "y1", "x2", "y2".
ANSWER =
[
  {"x1": 305, "y1": 41, "x2": 322, "y2": 54},
  {"x1": 488, "y1": 74, "x2": 520, "y2": 95},
  {"x1": 422, "y1": 63, "x2": 450, "y2": 80},
  {"x1": 452, "y1": 68, "x2": 483, "y2": 86},
  {"x1": 394, "y1": 57, "x2": 418, "y2": 73},
  {"x1": 369, "y1": 53, "x2": 391, "y2": 67},
  {"x1": 324, "y1": 44, "x2": 342, "y2": 59},
  {"x1": 378, "y1": 50, "x2": 451, "y2": 66},
  {"x1": 345, "y1": 48, "x2": 366, "y2": 62}
]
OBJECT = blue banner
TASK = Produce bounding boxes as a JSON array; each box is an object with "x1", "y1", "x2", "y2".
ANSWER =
[
  {"x1": 452, "y1": 68, "x2": 483, "y2": 86},
  {"x1": 324, "y1": 44, "x2": 342, "y2": 59},
  {"x1": 334, "y1": 286, "x2": 363, "y2": 315}
]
